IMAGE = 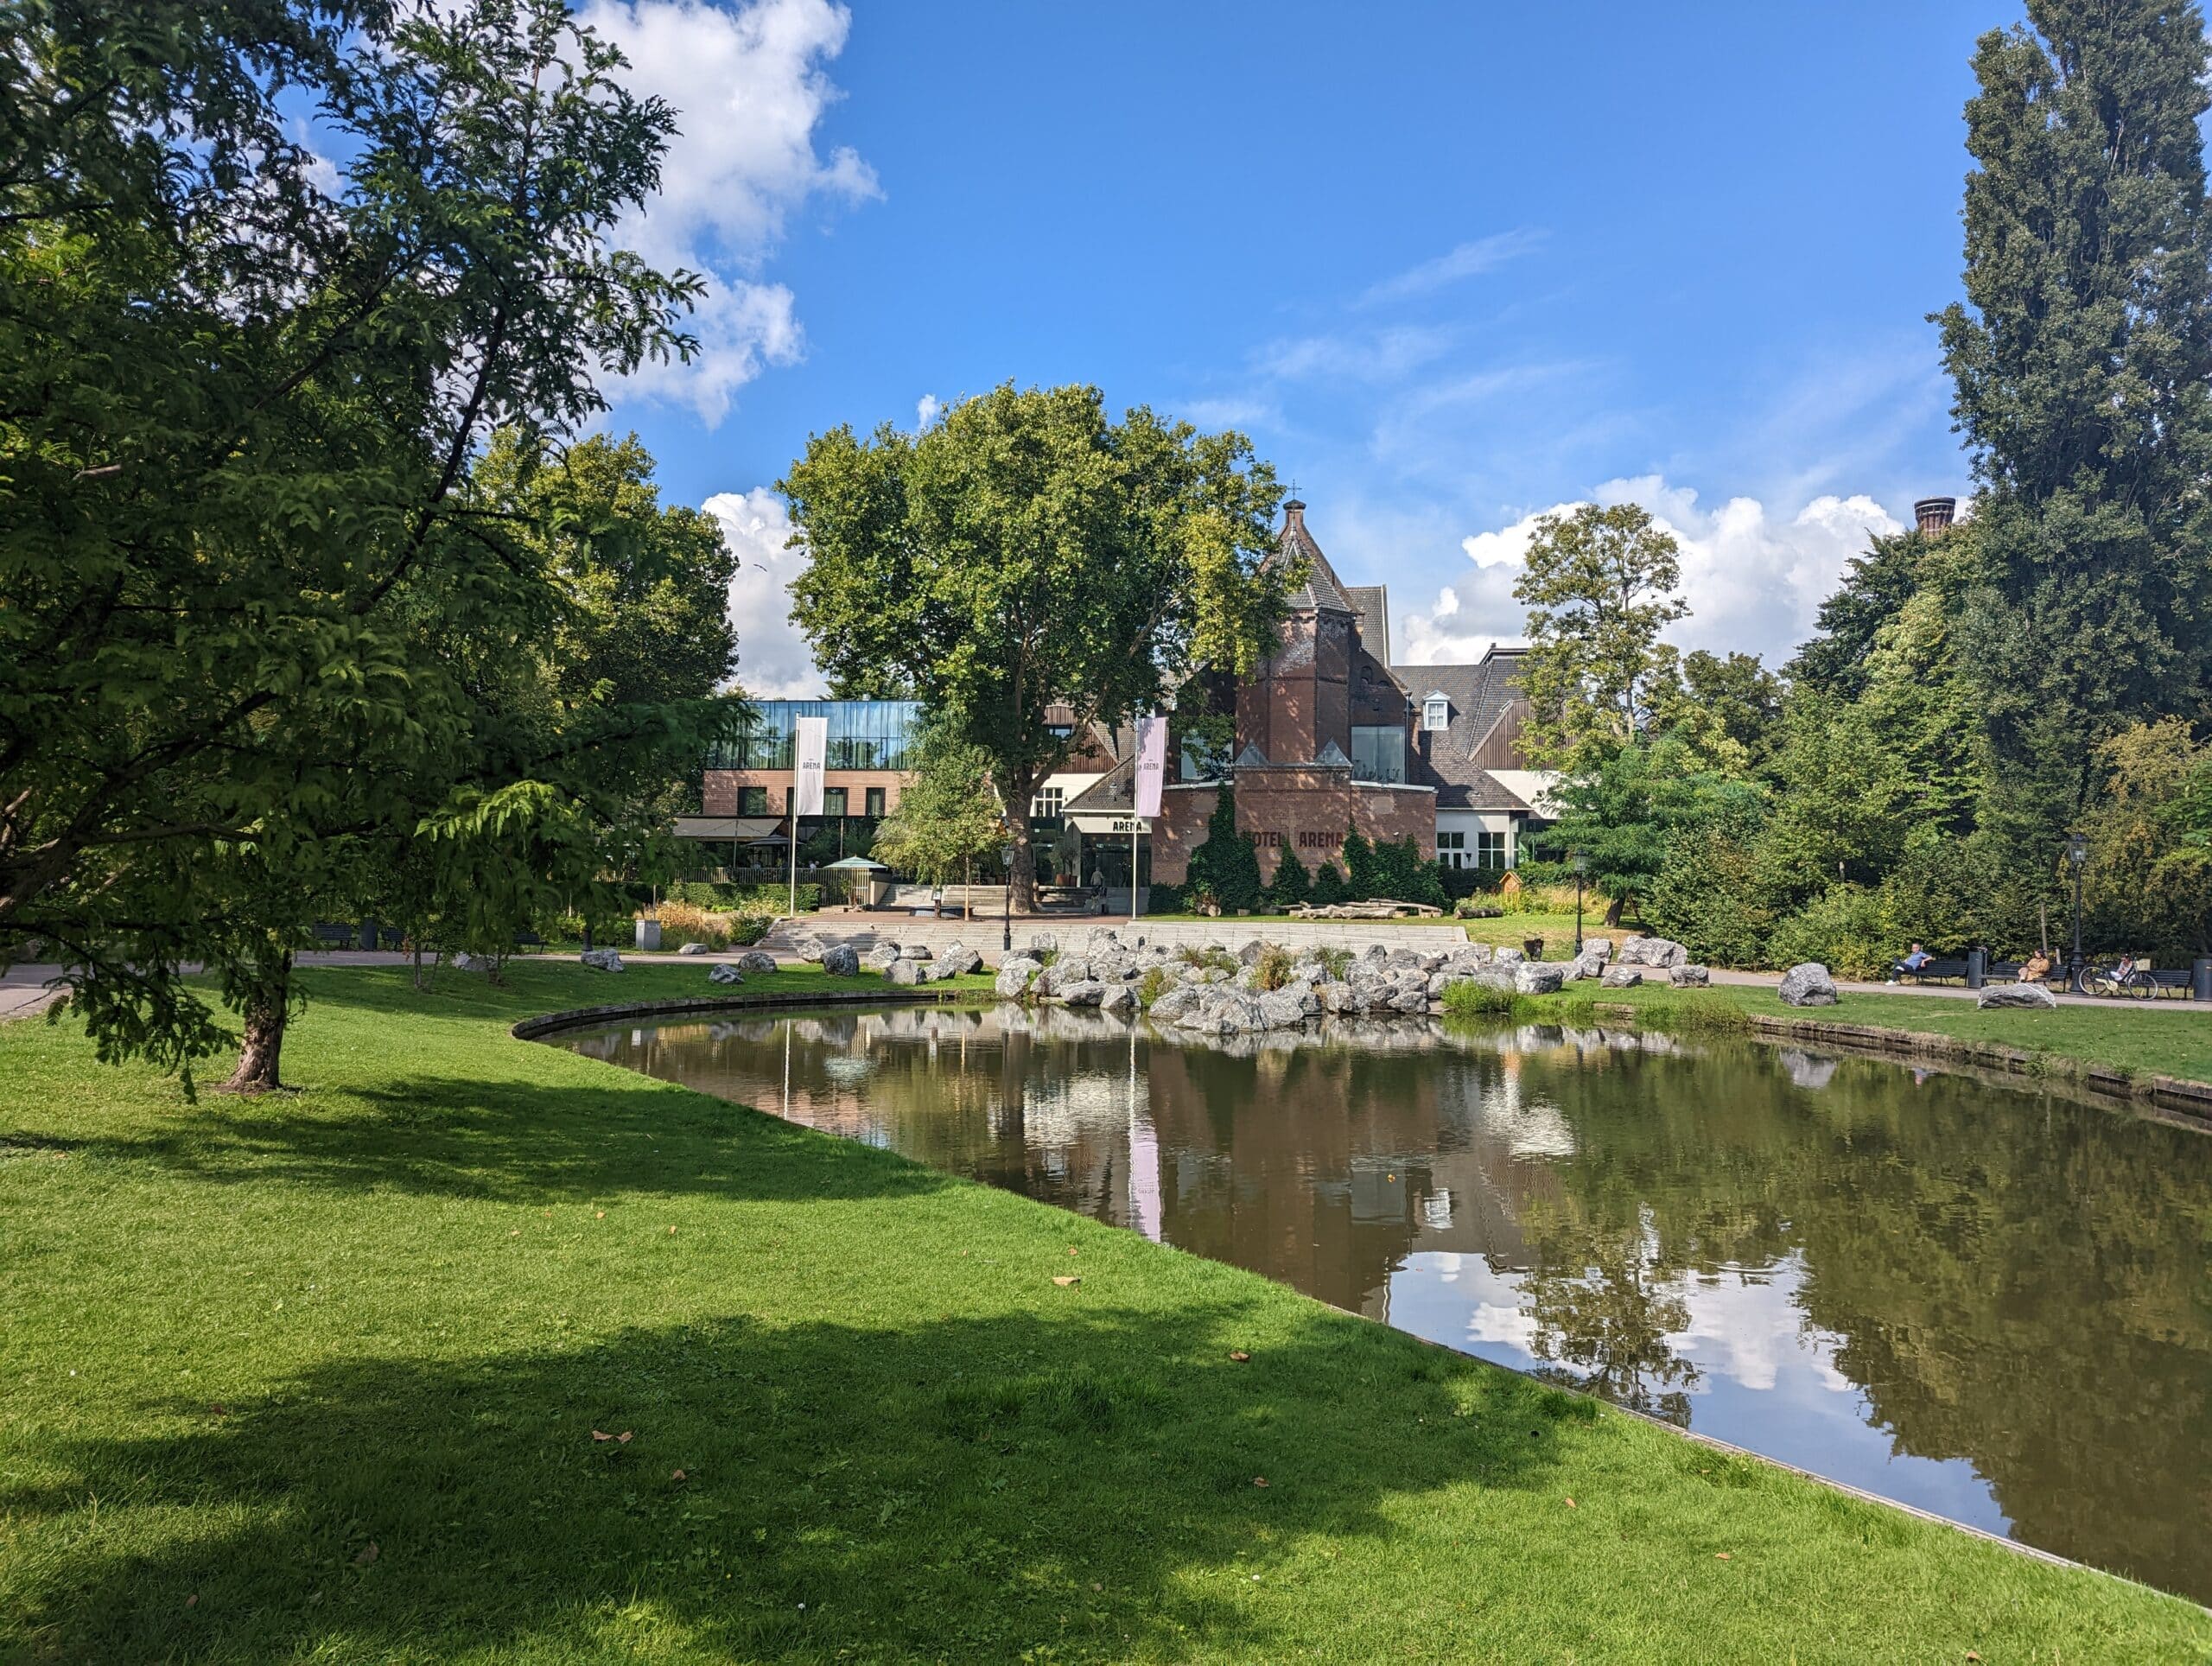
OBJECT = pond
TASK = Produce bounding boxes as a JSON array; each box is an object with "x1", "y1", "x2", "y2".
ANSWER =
[{"x1": 556, "y1": 1001, "x2": 2212, "y2": 1603}]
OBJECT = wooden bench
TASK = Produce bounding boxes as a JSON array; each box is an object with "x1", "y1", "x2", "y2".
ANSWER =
[{"x1": 309, "y1": 922, "x2": 354, "y2": 948}]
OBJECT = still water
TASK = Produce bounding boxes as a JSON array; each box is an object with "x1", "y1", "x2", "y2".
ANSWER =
[{"x1": 559, "y1": 1002, "x2": 2212, "y2": 1601}]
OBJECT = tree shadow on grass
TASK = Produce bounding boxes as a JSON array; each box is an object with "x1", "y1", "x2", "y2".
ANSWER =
[
  {"x1": 5, "y1": 1302, "x2": 1587, "y2": 1662},
  {"x1": 104, "y1": 1065, "x2": 954, "y2": 1208}
]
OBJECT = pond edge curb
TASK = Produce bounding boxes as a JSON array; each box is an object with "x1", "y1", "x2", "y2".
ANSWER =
[{"x1": 509, "y1": 982, "x2": 983, "y2": 1041}]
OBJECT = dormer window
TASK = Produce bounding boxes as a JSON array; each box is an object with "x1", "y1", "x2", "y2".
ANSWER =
[{"x1": 1422, "y1": 693, "x2": 1449, "y2": 732}]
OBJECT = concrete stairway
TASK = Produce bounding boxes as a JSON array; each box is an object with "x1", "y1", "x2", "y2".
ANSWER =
[{"x1": 757, "y1": 913, "x2": 1474, "y2": 962}]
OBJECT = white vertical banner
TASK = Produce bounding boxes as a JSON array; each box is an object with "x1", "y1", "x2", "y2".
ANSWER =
[
  {"x1": 791, "y1": 715, "x2": 828, "y2": 817},
  {"x1": 1133, "y1": 714, "x2": 1167, "y2": 820}
]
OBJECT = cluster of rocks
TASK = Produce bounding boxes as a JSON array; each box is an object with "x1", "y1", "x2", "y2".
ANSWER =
[
  {"x1": 862, "y1": 939, "x2": 984, "y2": 985},
  {"x1": 703, "y1": 949, "x2": 779, "y2": 987},
  {"x1": 1562, "y1": 934, "x2": 1711, "y2": 989},
  {"x1": 995, "y1": 929, "x2": 1582, "y2": 1036}
]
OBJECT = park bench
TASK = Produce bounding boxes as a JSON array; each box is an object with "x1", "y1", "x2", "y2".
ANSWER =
[
  {"x1": 309, "y1": 921, "x2": 354, "y2": 948},
  {"x1": 1893, "y1": 957, "x2": 1972, "y2": 985},
  {"x1": 1988, "y1": 960, "x2": 2065, "y2": 989}
]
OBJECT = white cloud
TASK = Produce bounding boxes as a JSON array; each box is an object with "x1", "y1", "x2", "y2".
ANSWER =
[
  {"x1": 582, "y1": 0, "x2": 879, "y2": 424},
  {"x1": 1400, "y1": 586, "x2": 1497, "y2": 666},
  {"x1": 1436, "y1": 477, "x2": 1905, "y2": 666},
  {"x1": 1254, "y1": 324, "x2": 1459, "y2": 385},
  {"x1": 1357, "y1": 229, "x2": 1545, "y2": 307},
  {"x1": 915, "y1": 392, "x2": 941, "y2": 431},
  {"x1": 705, "y1": 487, "x2": 822, "y2": 696}
]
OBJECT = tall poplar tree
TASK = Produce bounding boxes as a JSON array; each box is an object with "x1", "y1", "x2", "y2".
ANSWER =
[{"x1": 1936, "y1": 0, "x2": 2212, "y2": 853}]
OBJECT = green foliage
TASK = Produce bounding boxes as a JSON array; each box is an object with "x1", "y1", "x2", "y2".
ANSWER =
[
  {"x1": 1184, "y1": 789, "x2": 1264, "y2": 913},
  {"x1": 868, "y1": 721, "x2": 1006, "y2": 893},
  {"x1": 1513, "y1": 503, "x2": 1690, "y2": 767},
  {"x1": 1535, "y1": 738, "x2": 1756, "y2": 926},
  {"x1": 1176, "y1": 944, "x2": 1237, "y2": 975},
  {"x1": 1765, "y1": 887, "x2": 1893, "y2": 980},
  {"x1": 2078, "y1": 719, "x2": 2212, "y2": 959},
  {"x1": 1651, "y1": 650, "x2": 1786, "y2": 776},
  {"x1": 1936, "y1": 0, "x2": 2212, "y2": 855},
  {"x1": 1253, "y1": 944, "x2": 1294, "y2": 992},
  {"x1": 1647, "y1": 794, "x2": 1773, "y2": 968},
  {"x1": 1362, "y1": 837, "x2": 1446, "y2": 908},
  {"x1": 782, "y1": 384, "x2": 1290, "y2": 907},
  {"x1": 1786, "y1": 530, "x2": 1937, "y2": 703},
  {"x1": 1311, "y1": 861, "x2": 1349, "y2": 906},
  {"x1": 1136, "y1": 966, "x2": 1173, "y2": 1008},
  {"x1": 1266, "y1": 848, "x2": 1313, "y2": 910},
  {"x1": 0, "y1": 0, "x2": 706, "y2": 1081},
  {"x1": 1340, "y1": 830, "x2": 1379, "y2": 900},
  {"x1": 1315, "y1": 944, "x2": 1353, "y2": 981}
]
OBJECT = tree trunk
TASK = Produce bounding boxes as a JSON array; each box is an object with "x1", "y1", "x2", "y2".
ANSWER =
[
  {"x1": 222, "y1": 951, "x2": 293, "y2": 1094},
  {"x1": 1007, "y1": 808, "x2": 1038, "y2": 916},
  {"x1": 1604, "y1": 895, "x2": 1624, "y2": 928}
]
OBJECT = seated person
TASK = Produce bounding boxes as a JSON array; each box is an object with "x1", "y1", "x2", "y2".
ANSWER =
[
  {"x1": 2018, "y1": 949, "x2": 2053, "y2": 983},
  {"x1": 1890, "y1": 942, "x2": 1934, "y2": 981}
]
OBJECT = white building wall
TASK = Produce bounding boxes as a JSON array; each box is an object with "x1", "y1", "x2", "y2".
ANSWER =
[{"x1": 1434, "y1": 808, "x2": 1521, "y2": 869}]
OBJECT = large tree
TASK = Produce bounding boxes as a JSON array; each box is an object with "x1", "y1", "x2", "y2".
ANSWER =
[
  {"x1": 1936, "y1": 0, "x2": 2212, "y2": 849},
  {"x1": 0, "y1": 0, "x2": 702, "y2": 1085},
  {"x1": 784, "y1": 384, "x2": 1288, "y2": 912},
  {"x1": 1512, "y1": 503, "x2": 1690, "y2": 769}
]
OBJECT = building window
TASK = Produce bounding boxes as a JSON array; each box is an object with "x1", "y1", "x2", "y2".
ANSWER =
[
  {"x1": 739, "y1": 785, "x2": 768, "y2": 817},
  {"x1": 1351, "y1": 725, "x2": 1404, "y2": 785},
  {"x1": 1437, "y1": 830, "x2": 1465, "y2": 864},
  {"x1": 1031, "y1": 785, "x2": 1064, "y2": 821},
  {"x1": 1423, "y1": 695, "x2": 1448, "y2": 732},
  {"x1": 822, "y1": 786, "x2": 848, "y2": 818},
  {"x1": 1477, "y1": 830, "x2": 1509, "y2": 868},
  {"x1": 865, "y1": 786, "x2": 885, "y2": 817}
]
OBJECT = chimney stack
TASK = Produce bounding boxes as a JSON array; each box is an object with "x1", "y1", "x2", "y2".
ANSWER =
[
  {"x1": 1914, "y1": 496, "x2": 1956, "y2": 536},
  {"x1": 1282, "y1": 498, "x2": 1306, "y2": 531}
]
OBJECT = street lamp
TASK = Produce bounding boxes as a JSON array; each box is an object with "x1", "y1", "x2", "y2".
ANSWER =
[
  {"x1": 2066, "y1": 831, "x2": 2088, "y2": 993},
  {"x1": 1571, "y1": 851, "x2": 1589, "y2": 956}
]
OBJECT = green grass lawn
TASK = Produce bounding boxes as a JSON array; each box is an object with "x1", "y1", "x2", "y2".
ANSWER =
[
  {"x1": 1520, "y1": 978, "x2": 2212, "y2": 1088},
  {"x1": 3, "y1": 963, "x2": 2207, "y2": 1663}
]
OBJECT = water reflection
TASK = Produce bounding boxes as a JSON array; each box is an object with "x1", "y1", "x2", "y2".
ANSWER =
[{"x1": 560, "y1": 1002, "x2": 2212, "y2": 1603}]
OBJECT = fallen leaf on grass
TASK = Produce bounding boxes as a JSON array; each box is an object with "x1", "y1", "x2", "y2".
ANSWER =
[
  {"x1": 1228, "y1": 1351, "x2": 1251, "y2": 1364},
  {"x1": 595, "y1": 1211, "x2": 605, "y2": 1219},
  {"x1": 1052, "y1": 1275, "x2": 1080, "y2": 1288},
  {"x1": 353, "y1": 1542, "x2": 378, "y2": 1567},
  {"x1": 671, "y1": 1469, "x2": 687, "y2": 1482},
  {"x1": 1564, "y1": 1497, "x2": 1576, "y2": 1508},
  {"x1": 208, "y1": 1404, "x2": 228, "y2": 1417},
  {"x1": 1067, "y1": 1247, "x2": 1078, "y2": 1257},
  {"x1": 186, "y1": 1594, "x2": 197, "y2": 1607},
  {"x1": 1965, "y1": 1654, "x2": 1981, "y2": 1663},
  {"x1": 1252, "y1": 1477, "x2": 1268, "y2": 1488},
  {"x1": 508, "y1": 1230, "x2": 520, "y2": 1237},
  {"x1": 618, "y1": 1430, "x2": 632, "y2": 1443},
  {"x1": 1714, "y1": 1552, "x2": 1732, "y2": 1561},
  {"x1": 667, "y1": 1226, "x2": 677, "y2": 1236}
]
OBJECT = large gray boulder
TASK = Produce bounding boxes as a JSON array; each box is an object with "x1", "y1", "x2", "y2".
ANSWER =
[
  {"x1": 788, "y1": 935, "x2": 826, "y2": 963},
  {"x1": 708, "y1": 963, "x2": 743, "y2": 986},
  {"x1": 736, "y1": 949, "x2": 779, "y2": 976},
  {"x1": 1493, "y1": 946, "x2": 1525, "y2": 967},
  {"x1": 1567, "y1": 949, "x2": 1609, "y2": 982},
  {"x1": 1514, "y1": 962, "x2": 1565, "y2": 995},
  {"x1": 821, "y1": 944, "x2": 861, "y2": 977},
  {"x1": 677, "y1": 942, "x2": 710, "y2": 957},
  {"x1": 1257, "y1": 989, "x2": 1310, "y2": 1028},
  {"x1": 1979, "y1": 982, "x2": 2059, "y2": 1009},
  {"x1": 897, "y1": 944, "x2": 934, "y2": 963},
  {"x1": 1778, "y1": 963, "x2": 1839, "y2": 1008},
  {"x1": 1057, "y1": 980, "x2": 1109, "y2": 1008},
  {"x1": 886, "y1": 957, "x2": 928, "y2": 986},
  {"x1": 1147, "y1": 985, "x2": 1198, "y2": 1023},
  {"x1": 1026, "y1": 932, "x2": 1058, "y2": 955},
  {"x1": 937, "y1": 944, "x2": 984, "y2": 976},
  {"x1": 1098, "y1": 983, "x2": 1140, "y2": 1018},
  {"x1": 1617, "y1": 936, "x2": 1688, "y2": 970},
  {"x1": 1388, "y1": 986, "x2": 1429, "y2": 1014},
  {"x1": 1669, "y1": 964, "x2": 1711, "y2": 988},
  {"x1": 580, "y1": 947, "x2": 625, "y2": 973},
  {"x1": 995, "y1": 956, "x2": 1042, "y2": 998},
  {"x1": 1236, "y1": 938, "x2": 1268, "y2": 966},
  {"x1": 1599, "y1": 964, "x2": 1643, "y2": 989},
  {"x1": 864, "y1": 941, "x2": 900, "y2": 970},
  {"x1": 1465, "y1": 967, "x2": 1518, "y2": 994}
]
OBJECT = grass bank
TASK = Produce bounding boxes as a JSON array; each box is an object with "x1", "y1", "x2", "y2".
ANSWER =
[
  {"x1": 3, "y1": 964, "x2": 2206, "y2": 1662},
  {"x1": 1448, "y1": 977, "x2": 2212, "y2": 1090}
]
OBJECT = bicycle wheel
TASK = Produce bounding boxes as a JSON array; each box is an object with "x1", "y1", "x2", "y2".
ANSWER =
[
  {"x1": 2085, "y1": 971, "x2": 2119, "y2": 998},
  {"x1": 2125, "y1": 972, "x2": 2158, "y2": 1000}
]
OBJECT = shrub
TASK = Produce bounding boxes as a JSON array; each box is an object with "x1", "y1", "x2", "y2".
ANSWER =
[
  {"x1": 1341, "y1": 828, "x2": 1378, "y2": 899},
  {"x1": 1441, "y1": 981, "x2": 1520, "y2": 1017},
  {"x1": 1177, "y1": 944, "x2": 1236, "y2": 975},
  {"x1": 652, "y1": 901, "x2": 732, "y2": 949},
  {"x1": 1452, "y1": 898, "x2": 1503, "y2": 919},
  {"x1": 1253, "y1": 944, "x2": 1294, "y2": 991},
  {"x1": 1137, "y1": 966, "x2": 1172, "y2": 1008},
  {"x1": 1312, "y1": 861, "x2": 1349, "y2": 905},
  {"x1": 1184, "y1": 788, "x2": 1264, "y2": 913},
  {"x1": 1764, "y1": 885, "x2": 1892, "y2": 979},
  {"x1": 1315, "y1": 944, "x2": 1352, "y2": 981},
  {"x1": 1369, "y1": 836, "x2": 1446, "y2": 908},
  {"x1": 1268, "y1": 849, "x2": 1313, "y2": 911},
  {"x1": 1648, "y1": 803, "x2": 1772, "y2": 968},
  {"x1": 1147, "y1": 881, "x2": 1185, "y2": 914},
  {"x1": 728, "y1": 912, "x2": 772, "y2": 946}
]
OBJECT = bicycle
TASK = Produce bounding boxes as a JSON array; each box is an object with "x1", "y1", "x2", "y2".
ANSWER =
[{"x1": 2082, "y1": 960, "x2": 2158, "y2": 999}]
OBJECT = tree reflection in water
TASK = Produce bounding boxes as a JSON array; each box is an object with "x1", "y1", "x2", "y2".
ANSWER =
[{"x1": 558, "y1": 1002, "x2": 2212, "y2": 1604}]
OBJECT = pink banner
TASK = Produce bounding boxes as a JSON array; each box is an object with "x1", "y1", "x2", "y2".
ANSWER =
[{"x1": 1133, "y1": 715, "x2": 1166, "y2": 819}]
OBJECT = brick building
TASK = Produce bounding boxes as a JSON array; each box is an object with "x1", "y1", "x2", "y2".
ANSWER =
[{"x1": 1068, "y1": 498, "x2": 1554, "y2": 890}]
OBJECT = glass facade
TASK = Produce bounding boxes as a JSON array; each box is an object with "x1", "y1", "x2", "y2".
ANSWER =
[
  {"x1": 706, "y1": 699, "x2": 924, "y2": 772},
  {"x1": 1351, "y1": 725, "x2": 1406, "y2": 784}
]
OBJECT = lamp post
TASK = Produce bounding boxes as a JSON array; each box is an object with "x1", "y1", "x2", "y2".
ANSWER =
[
  {"x1": 1571, "y1": 851, "x2": 1588, "y2": 956},
  {"x1": 2066, "y1": 831, "x2": 2088, "y2": 994}
]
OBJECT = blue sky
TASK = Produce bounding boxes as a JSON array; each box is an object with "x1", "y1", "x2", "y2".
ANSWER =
[{"x1": 579, "y1": 0, "x2": 2001, "y2": 693}]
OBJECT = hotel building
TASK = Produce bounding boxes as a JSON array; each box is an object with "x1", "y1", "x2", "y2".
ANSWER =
[{"x1": 690, "y1": 499, "x2": 1554, "y2": 892}]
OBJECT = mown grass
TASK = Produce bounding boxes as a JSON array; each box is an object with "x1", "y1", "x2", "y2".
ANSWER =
[
  {"x1": 3, "y1": 963, "x2": 2208, "y2": 1662},
  {"x1": 1495, "y1": 977, "x2": 2212, "y2": 1088}
]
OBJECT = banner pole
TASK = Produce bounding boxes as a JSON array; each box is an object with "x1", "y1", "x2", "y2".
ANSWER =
[{"x1": 1129, "y1": 819, "x2": 1139, "y2": 926}]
